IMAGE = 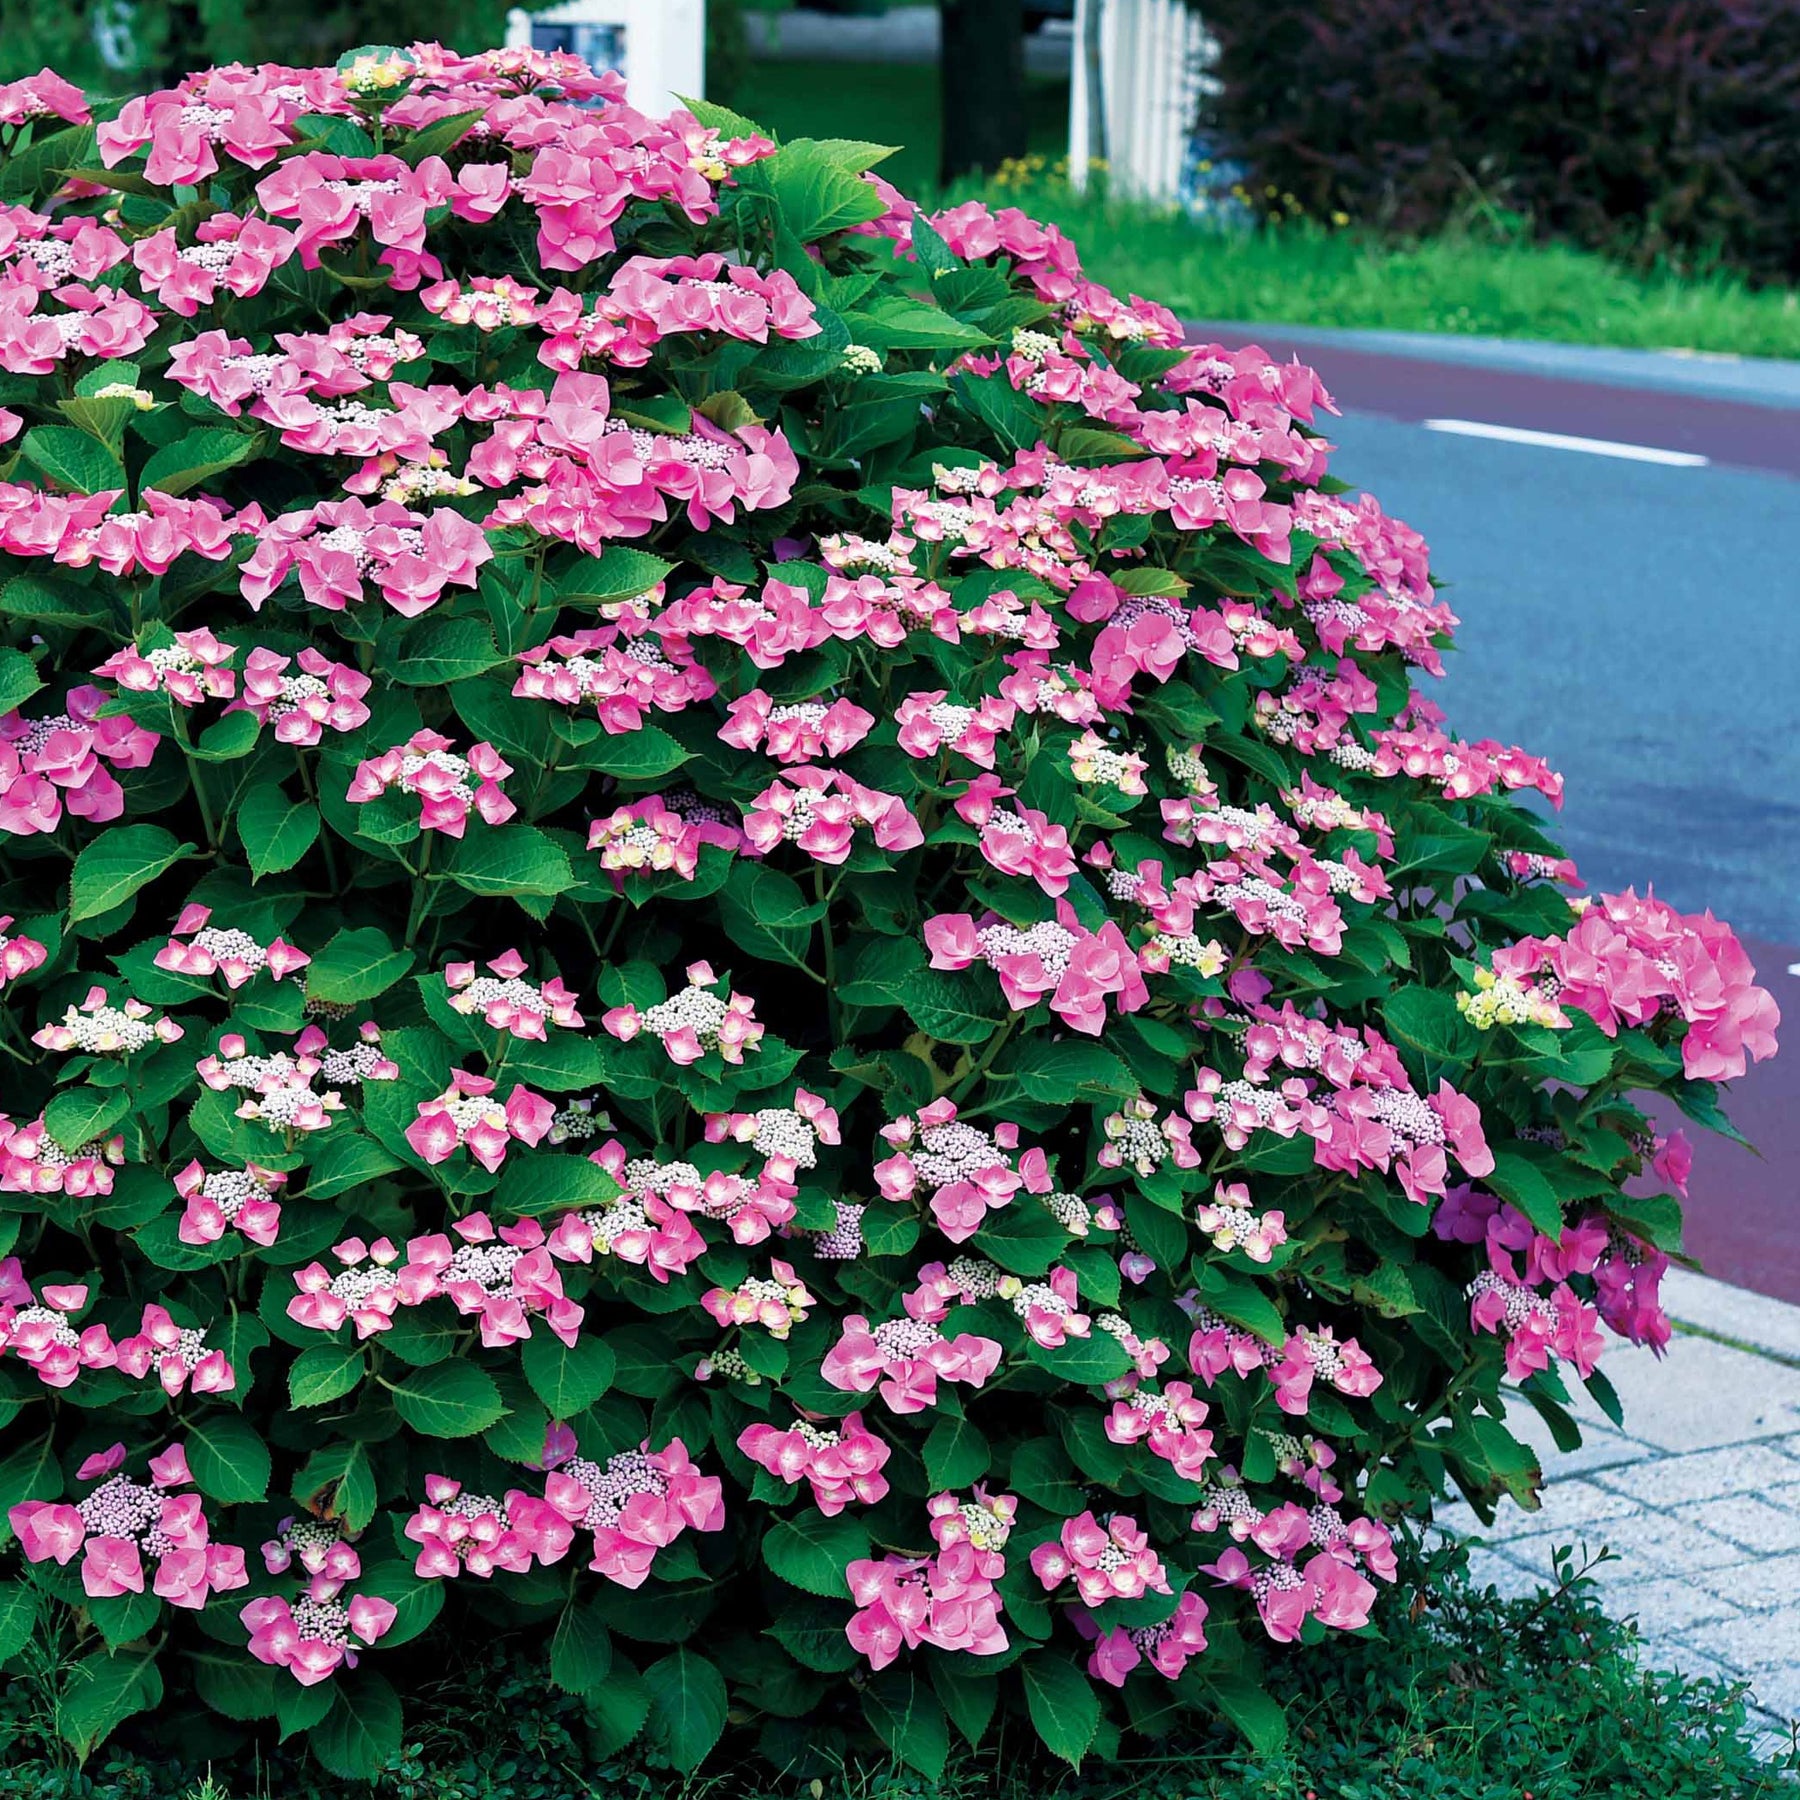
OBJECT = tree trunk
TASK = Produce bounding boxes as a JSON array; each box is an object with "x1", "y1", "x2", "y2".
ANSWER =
[{"x1": 939, "y1": 0, "x2": 1028, "y2": 187}]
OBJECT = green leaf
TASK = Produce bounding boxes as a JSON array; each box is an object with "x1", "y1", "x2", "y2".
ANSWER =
[
  {"x1": 522, "y1": 1330, "x2": 617, "y2": 1416},
  {"x1": 288, "y1": 1343, "x2": 366, "y2": 1408},
  {"x1": 719, "y1": 862, "x2": 821, "y2": 969},
  {"x1": 309, "y1": 1671, "x2": 403, "y2": 1780},
  {"x1": 768, "y1": 1596, "x2": 861, "y2": 1673},
  {"x1": 585, "y1": 1657, "x2": 651, "y2": 1756},
  {"x1": 303, "y1": 1128, "x2": 405, "y2": 1201},
  {"x1": 385, "y1": 1360, "x2": 506, "y2": 1437},
  {"x1": 1007, "y1": 1437, "x2": 1083, "y2": 1513},
  {"x1": 550, "y1": 1598, "x2": 613, "y2": 1696},
  {"x1": 558, "y1": 545, "x2": 675, "y2": 607},
  {"x1": 847, "y1": 294, "x2": 994, "y2": 351},
  {"x1": 139, "y1": 426, "x2": 260, "y2": 496},
  {"x1": 273, "y1": 1677, "x2": 334, "y2": 1741},
  {"x1": 440, "y1": 825, "x2": 576, "y2": 899},
  {"x1": 900, "y1": 966, "x2": 1002, "y2": 1045},
  {"x1": 0, "y1": 645, "x2": 44, "y2": 716},
  {"x1": 1025, "y1": 1329, "x2": 1131, "y2": 1385},
  {"x1": 642, "y1": 1648, "x2": 727, "y2": 1773},
  {"x1": 21, "y1": 424, "x2": 125, "y2": 495},
  {"x1": 0, "y1": 571, "x2": 108, "y2": 627},
  {"x1": 305, "y1": 925, "x2": 414, "y2": 1004},
  {"x1": 1022, "y1": 1653, "x2": 1101, "y2": 1767},
  {"x1": 1602, "y1": 1191, "x2": 1684, "y2": 1254},
  {"x1": 187, "y1": 1411, "x2": 271, "y2": 1503},
  {"x1": 1014, "y1": 1040, "x2": 1138, "y2": 1103},
  {"x1": 1383, "y1": 986, "x2": 1480, "y2": 1070},
  {"x1": 43, "y1": 1086, "x2": 131, "y2": 1151},
  {"x1": 190, "y1": 1648, "x2": 279, "y2": 1721},
  {"x1": 57, "y1": 1648, "x2": 160, "y2": 1760},
  {"x1": 952, "y1": 370, "x2": 1045, "y2": 453},
  {"x1": 237, "y1": 788, "x2": 321, "y2": 880},
  {"x1": 0, "y1": 1434, "x2": 61, "y2": 1542},
  {"x1": 763, "y1": 1511, "x2": 870, "y2": 1597},
  {"x1": 293, "y1": 1441, "x2": 378, "y2": 1531},
  {"x1": 0, "y1": 1580, "x2": 40, "y2": 1661},
  {"x1": 575, "y1": 724, "x2": 691, "y2": 780},
  {"x1": 1203, "y1": 1672, "x2": 1289, "y2": 1753},
  {"x1": 70, "y1": 825, "x2": 194, "y2": 922},
  {"x1": 1486, "y1": 1150, "x2": 1564, "y2": 1238},
  {"x1": 742, "y1": 137, "x2": 888, "y2": 239},
  {"x1": 397, "y1": 108, "x2": 484, "y2": 164},
  {"x1": 863, "y1": 1669, "x2": 949, "y2": 1781},
  {"x1": 0, "y1": 123, "x2": 97, "y2": 202},
  {"x1": 923, "y1": 1413, "x2": 991, "y2": 1489},
  {"x1": 355, "y1": 1564, "x2": 445, "y2": 1649},
  {"x1": 496, "y1": 1153, "x2": 619, "y2": 1217},
  {"x1": 394, "y1": 617, "x2": 506, "y2": 684}
]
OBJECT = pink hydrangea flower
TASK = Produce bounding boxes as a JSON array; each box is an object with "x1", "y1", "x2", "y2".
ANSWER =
[
  {"x1": 154, "y1": 903, "x2": 309, "y2": 989},
  {"x1": 241, "y1": 1589, "x2": 397, "y2": 1686},
  {"x1": 719, "y1": 688, "x2": 875, "y2": 763},
  {"x1": 33, "y1": 985, "x2": 182, "y2": 1055},
  {"x1": 174, "y1": 1160, "x2": 285, "y2": 1248},
  {"x1": 535, "y1": 1437, "x2": 724, "y2": 1590},
  {"x1": 601, "y1": 960, "x2": 765, "y2": 1065},
  {"x1": 742, "y1": 765, "x2": 923, "y2": 866},
  {"x1": 1030, "y1": 1510, "x2": 1171, "y2": 1607},
  {"x1": 589, "y1": 793, "x2": 743, "y2": 883},
  {"x1": 94, "y1": 628, "x2": 237, "y2": 704},
  {"x1": 405, "y1": 1071, "x2": 554, "y2": 1173},
  {"x1": 347, "y1": 729, "x2": 514, "y2": 837},
  {"x1": 514, "y1": 622, "x2": 716, "y2": 734},
  {"x1": 924, "y1": 899, "x2": 1148, "y2": 1036},
  {"x1": 0, "y1": 686, "x2": 159, "y2": 838},
  {"x1": 894, "y1": 690, "x2": 1017, "y2": 768},
  {"x1": 231, "y1": 645, "x2": 371, "y2": 744},
  {"x1": 953, "y1": 773, "x2": 1076, "y2": 895},
  {"x1": 13, "y1": 1440, "x2": 246, "y2": 1611},
  {"x1": 113, "y1": 1302, "x2": 234, "y2": 1396},
  {"x1": 445, "y1": 948, "x2": 583, "y2": 1039},
  {"x1": 1075, "y1": 1588, "x2": 1209, "y2": 1686},
  {"x1": 241, "y1": 497, "x2": 492, "y2": 617},
  {"x1": 0, "y1": 915, "x2": 47, "y2": 994},
  {"x1": 701, "y1": 1259, "x2": 814, "y2": 1340},
  {"x1": 405, "y1": 1474, "x2": 577, "y2": 1579},
  {"x1": 1106, "y1": 1382, "x2": 1216, "y2": 1480},
  {"x1": 0, "y1": 1263, "x2": 117, "y2": 1388},
  {"x1": 821, "y1": 1311, "x2": 1003, "y2": 1414},
  {"x1": 738, "y1": 1410, "x2": 892, "y2": 1514}
]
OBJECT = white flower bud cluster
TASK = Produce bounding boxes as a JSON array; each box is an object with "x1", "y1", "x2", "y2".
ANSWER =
[{"x1": 811, "y1": 1201, "x2": 865, "y2": 1260}]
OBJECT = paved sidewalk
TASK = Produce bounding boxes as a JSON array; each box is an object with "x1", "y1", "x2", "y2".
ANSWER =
[{"x1": 1440, "y1": 1270, "x2": 1800, "y2": 1740}]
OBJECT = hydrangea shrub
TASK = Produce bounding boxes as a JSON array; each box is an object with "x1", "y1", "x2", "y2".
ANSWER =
[{"x1": 0, "y1": 43, "x2": 1780, "y2": 1782}]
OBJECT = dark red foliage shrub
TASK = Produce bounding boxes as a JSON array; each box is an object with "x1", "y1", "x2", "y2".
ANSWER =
[{"x1": 1203, "y1": 0, "x2": 1800, "y2": 282}]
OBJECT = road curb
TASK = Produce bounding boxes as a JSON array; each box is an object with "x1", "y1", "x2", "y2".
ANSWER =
[
  {"x1": 1664, "y1": 1269, "x2": 1800, "y2": 1366},
  {"x1": 1185, "y1": 319, "x2": 1800, "y2": 413}
]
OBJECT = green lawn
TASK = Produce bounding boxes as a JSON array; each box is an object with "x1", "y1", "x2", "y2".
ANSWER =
[
  {"x1": 731, "y1": 57, "x2": 1071, "y2": 202},
  {"x1": 729, "y1": 58, "x2": 1800, "y2": 361},
  {"x1": 1009, "y1": 187, "x2": 1800, "y2": 361}
]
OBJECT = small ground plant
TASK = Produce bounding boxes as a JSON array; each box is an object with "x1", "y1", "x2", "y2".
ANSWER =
[{"x1": 0, "y1": 42, "x2": 1780, "y2": 1784}]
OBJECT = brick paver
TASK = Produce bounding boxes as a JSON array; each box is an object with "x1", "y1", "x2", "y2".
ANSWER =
[{"x1": 1442, "y1": 1281, "x2": 1800, "y2": 1744}]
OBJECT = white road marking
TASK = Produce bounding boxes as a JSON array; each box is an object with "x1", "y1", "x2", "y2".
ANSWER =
[
  {"x1": 1422, "y1": 418, "x2": 1710, "y2": 467},
  {"x1": 1787, "y1": 961, "x2": 1800, "y2": 978}
]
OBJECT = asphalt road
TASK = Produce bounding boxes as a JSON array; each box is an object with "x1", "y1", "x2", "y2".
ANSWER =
[{"x1": 1188, "y1": 324, "x2": 1800, "y2": 1302}]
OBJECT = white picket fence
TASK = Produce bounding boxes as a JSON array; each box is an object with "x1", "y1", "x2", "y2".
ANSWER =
[
  {"x1": 504, "y1": 0, "x2": 706, "y2": 117},
  {"x1": 1069, "y1": 0, "x2": 1216, "y2": 204}
]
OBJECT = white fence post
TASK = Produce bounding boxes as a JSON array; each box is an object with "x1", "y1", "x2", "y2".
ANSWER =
[
  {"x1": 505, "y1": 0, "x2": 706, "y2": 116},
  {"x1": 1066, "y1": 0, "x2": 1210, "y2": 205}
]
